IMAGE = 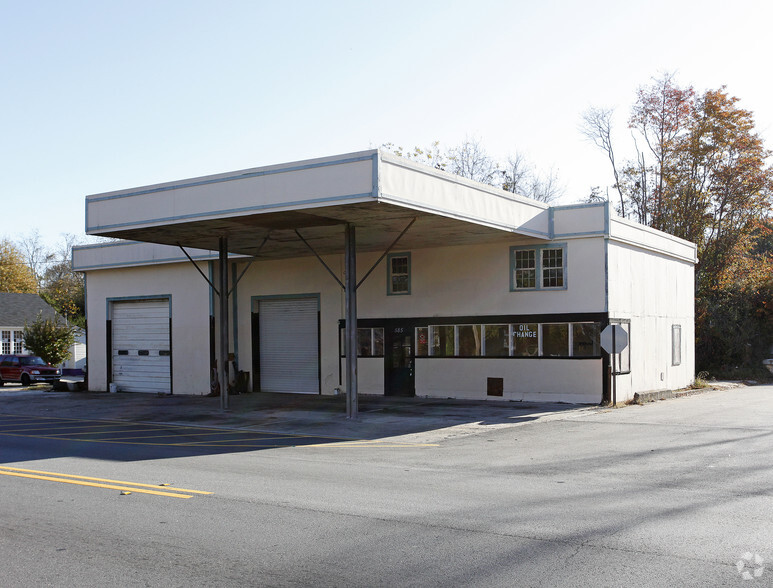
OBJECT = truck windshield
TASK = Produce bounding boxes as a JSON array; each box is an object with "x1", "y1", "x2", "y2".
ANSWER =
[{"x1": 20, "y1": 356, "x2": 47, "y2": 366}]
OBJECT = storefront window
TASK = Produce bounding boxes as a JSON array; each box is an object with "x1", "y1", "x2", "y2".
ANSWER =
[
  {"x1": 512, "y1": 323, "x2": 539, "y2": 356},
  {"x1": 430, "y1": 325, "x2": 455, "y2": 357},
  {"x1": 416, "y1": 327, "x2": 429, "y2": 356},
  {"x1": 484, "y1": 325, "x2": 509, "y2": 357},
  {"x1": 457, "y1": 325, "x2": 481, "y2": 356},
  {"x1": 572, "y1": 323, "x2": 600, "y2": 357},
  {"x1": 541, "y1": 323, "x2": 569, "y2": 357}
]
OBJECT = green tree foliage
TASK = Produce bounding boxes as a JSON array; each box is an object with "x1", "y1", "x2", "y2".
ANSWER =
[
  {"x1": 40, "y1": 260, "x2": 85, "y2": 328},
  {"x1": 0, "y1": 239, "x2": 38, "y2": 293},
  {"x1": 23, "y1": 313, "x2": 76, "y2": 366},
  {"x1": 582, "y1": 74, "x2": 773, "y2": 374},
  {"x1": 34, "y1": 234, "x2": 86, "y2": 328}
]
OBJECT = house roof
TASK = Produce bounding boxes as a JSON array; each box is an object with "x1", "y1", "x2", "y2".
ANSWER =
[{"x1": 0, "y1": 293, "x2": 59, "y2": 327}]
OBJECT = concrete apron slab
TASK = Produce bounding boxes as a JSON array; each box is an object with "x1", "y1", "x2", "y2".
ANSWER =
[{"x1": 0, "y1": 389, "x2": 597, "y2": 442}]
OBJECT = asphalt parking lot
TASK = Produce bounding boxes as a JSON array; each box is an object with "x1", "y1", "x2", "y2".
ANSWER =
[
  {"x1": 0, "y1": 383, "x2": 593, "y2": 441},
  {"x1": 2, "y1": 382, "x2": 772, "y2": 586}
]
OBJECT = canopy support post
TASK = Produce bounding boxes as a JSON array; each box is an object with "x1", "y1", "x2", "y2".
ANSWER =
[
  {"x1": 219, "y1": 236, "x2": 230, "y2": 411},
  {"x1": 345, "y1": 224, "x2": 358, "y2": 419}
]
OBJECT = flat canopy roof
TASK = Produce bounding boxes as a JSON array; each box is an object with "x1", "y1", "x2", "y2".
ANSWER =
[{"x1": 85, "y1": 149, "x2": 551, "y2": 258}]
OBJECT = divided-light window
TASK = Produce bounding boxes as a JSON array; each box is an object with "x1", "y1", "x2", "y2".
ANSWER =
[
  {"x1": 510, "y1": 244, "x2": 567, "y2": 291},
  {"x1": 387, "y1": 253, "x2": 411, "y2": 295}
]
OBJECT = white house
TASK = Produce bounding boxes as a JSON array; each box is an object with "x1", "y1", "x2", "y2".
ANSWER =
[
  {"x1": 73, "y1": 149, "x2": 696, "y2": 406},
  {"x1": 0, "y1": 292, "x2": 58, "y2": 355}
]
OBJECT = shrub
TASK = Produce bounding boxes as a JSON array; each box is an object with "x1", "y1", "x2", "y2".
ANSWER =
[{"x1": 22, "y1": 313, "x2": 76, "y2": 366}]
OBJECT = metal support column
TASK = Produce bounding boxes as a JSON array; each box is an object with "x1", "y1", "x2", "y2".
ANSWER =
[
  {"x1": 218, "y1": 236, "x2": 230, "y2": 411},
  {"x1": 345, "y1": 224, "x2": 358, "y2": 419}
]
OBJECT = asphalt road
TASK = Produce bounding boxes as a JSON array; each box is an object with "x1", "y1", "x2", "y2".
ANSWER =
[{"x1": 1, "y1": 385, "x2": 771, "y2": 587}]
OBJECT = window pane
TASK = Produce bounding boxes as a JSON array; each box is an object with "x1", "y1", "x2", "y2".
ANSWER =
[
  {"x1": 373, "y1": 328, "x2": 384, "y2": 356},
  {"x1": 391, "y1": 256, "x2": 408, "y2": 274},
  {"x1": 389, "y1": 254, "x2": 410, "y2": 294},
  {"x1": 611, "y1": 322, "x2": 631, "y2": 373},
  {"x1": 542, "y1": 323, "x2": 568, "y2": 356},
  {"x1": 515, "y1": 249, "x2": 535, "y2": 268},
  {"x1": 515, "y1": 269, "x2": 536, "y2": 289},
  {"x1": 572, "y1": 323, "x2": 600, "y2": 356},
  {"x1": 512, "y1": 323, "x2": 539, "y2": 356},
  {"x1": 513, "y1": 249, "x2": 537, "y2": 289},
  {"x1": 391, "y1": 274, "x2": 409, "y2": 293},
  {"x1": 458, "y1": 325, "x2": 481, "y2": 356},
  {"x1": 430, "y1": 325, "x2": 455, "y2": 357},
  {"x1": 416, "y1": 327, "x2": 428, "y2": 356},
  {"x1": 357, "y1": 328, "x2": 372, "y2": 357},
  {"x1": 484, "y1": 325, "x2": 509, "y2": 357},
  {"x1": 541, "y1": 248, "x2": 564, "y2": 287}
]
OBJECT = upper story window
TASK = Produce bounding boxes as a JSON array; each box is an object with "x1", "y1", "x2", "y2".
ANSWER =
[
  {"x1": 387, "y1": 252, "x2": 411, "y2": 295},
  {"x1": 510, "y1": 244, "x2": 567, "y2": 291}
]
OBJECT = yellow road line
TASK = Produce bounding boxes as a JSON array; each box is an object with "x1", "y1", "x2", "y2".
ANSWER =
[
  {"x1": 38, "y1": 428, "x2": 177, "y2": 438},
  {"x1": 0, "y1": 471, "x2": 193, "y2": 498},
  {"x1": 0, "y1": 466, "x2": 213, "y2": 495},
  {"x1": 307, "y1": 443, "x2": 439, "y2": 448},
  {"x1": 0, "y1": 424, "x2": 137, "y2": 433}
]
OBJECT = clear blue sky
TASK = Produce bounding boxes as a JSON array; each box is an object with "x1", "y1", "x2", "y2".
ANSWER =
[{"x1": 2, "y1": 0, "x2": 771, "y2": 249}]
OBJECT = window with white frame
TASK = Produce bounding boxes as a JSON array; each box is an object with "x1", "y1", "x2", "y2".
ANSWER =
[
  {"x1": 340, "y1": 327, "x2": 384, "y2": 357},
  {"x1": 13, "y1": 331, "x2": 23, "y2": 354},
  {"x1": 510, "y1": 244, "x2": 567, "y2": 290},
  {"x1": 1, "y1": 331, "x2": 10, "y2": 354},
  {"x1": 387, "y1": 253, "x2": 411, "y2": 295},
  {"x1": 417, "y1": 321, "x2": 600, "y2": 358}
]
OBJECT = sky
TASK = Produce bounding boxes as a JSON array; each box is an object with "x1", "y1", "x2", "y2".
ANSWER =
[{"x1": 2, "y1": 0, "x2": 772, "y2": 251}]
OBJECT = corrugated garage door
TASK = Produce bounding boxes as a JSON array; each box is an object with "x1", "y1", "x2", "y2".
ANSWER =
[
  {"x1": 112, "y1": 299, "x2": 171, "y2": 394},
  {"x1": 259, "y1": 297, "x2": 318, "y2": 394}
]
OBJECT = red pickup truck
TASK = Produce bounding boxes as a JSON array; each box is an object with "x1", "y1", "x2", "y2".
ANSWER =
[{"x1": 0, "y1": 354, "x2": 61, "y2": 387}]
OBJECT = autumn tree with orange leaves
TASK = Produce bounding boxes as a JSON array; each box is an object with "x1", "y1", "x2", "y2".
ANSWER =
[{"x1": 582, "y1": 73, "x2": 773, "y2": 375}]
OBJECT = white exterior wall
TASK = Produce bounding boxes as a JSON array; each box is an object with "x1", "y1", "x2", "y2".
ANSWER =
[
  {"x1": 77, "y1": 205, "x2": 696, "y2": 405},
  {"x1": 230, "y1": 237, "x2": 607, "y2": 400},
  {"x1": 84, "y1": 262, "x2": 210, "y2": 394},
  {"x1": 607, "y1": 218, "x2": 696, "y2": 401},
  {"x1": 354, "y1": 238, "x2": 606, "y2": 318},
  {"x1": 416, "y1": 358, "x2": 602, "y2": 403}
]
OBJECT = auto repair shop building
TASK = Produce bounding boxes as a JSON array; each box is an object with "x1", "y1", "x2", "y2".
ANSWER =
[{"x1": 73, "y1": 149, "x2": 696, "y2": 405}]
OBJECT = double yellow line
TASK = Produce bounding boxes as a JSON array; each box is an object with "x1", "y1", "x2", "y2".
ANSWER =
[{"x1": 0, "y1": 465, "x2": 213, "y2": 499}]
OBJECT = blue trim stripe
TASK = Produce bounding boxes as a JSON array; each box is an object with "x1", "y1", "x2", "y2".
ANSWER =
[
  {"x1": 87, "y1": 154, "x2": 376, "y2": 203},
  {"x1": 87, "y1": 192, "x2": 373, "y2": 232},
  {"x1": 553, "y1": 230, "x2": 605, "y2": 238}
]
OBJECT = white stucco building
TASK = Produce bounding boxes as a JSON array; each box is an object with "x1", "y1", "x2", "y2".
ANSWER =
[{"x1": 73, "y1": 149, "x2": 696, "y2": 405}]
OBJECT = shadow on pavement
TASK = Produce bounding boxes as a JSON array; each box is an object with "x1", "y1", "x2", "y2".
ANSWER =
[{"x1": 0, "y1": 389, "x2": 592, "y2": 463}]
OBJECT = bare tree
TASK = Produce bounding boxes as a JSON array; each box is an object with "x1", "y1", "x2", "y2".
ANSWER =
[
  {"x1": 580, "y1": 106, "x2": 626, "y2": 217},
  {"x1": 500, "y1": 152, "x2": 531, "y2": 195},
  {"x1": 447, "y1": 137, "x2": 498, "y2": 184},
  {"x1": 17, "y1": 229, "x2": 53, "y2": 288}
]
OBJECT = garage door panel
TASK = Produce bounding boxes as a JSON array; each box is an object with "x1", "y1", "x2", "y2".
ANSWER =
[
  {"x1": 112, "y1": 299, "x2": 171, "y2": 394},
  {"x1": 259, "y1": 297, "x2": 318, "y2": 394}
]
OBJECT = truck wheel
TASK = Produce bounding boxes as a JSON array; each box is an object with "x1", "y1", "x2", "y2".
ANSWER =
[{"x1": 21, "y1": 373, "x2": 31, "y2": 387}]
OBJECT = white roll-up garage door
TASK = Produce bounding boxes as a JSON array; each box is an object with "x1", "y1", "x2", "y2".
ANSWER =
[
  {"x1": 112, "y1": 299, "x2": 171, "y2": 394},
  {"x1": 259, "y1": 297, "x2": 319, "y2": 394}
]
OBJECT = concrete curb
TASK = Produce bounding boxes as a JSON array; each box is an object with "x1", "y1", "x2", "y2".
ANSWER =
[{"x1": 632, "y1": 381, "x2": 746, "y2": 404}]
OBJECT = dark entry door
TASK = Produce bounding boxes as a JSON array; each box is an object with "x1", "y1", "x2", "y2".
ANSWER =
[{"x1": 385, "y1": 325, "x2": 415, "y2": 397}]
